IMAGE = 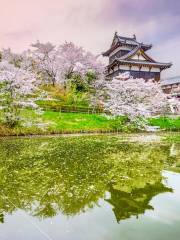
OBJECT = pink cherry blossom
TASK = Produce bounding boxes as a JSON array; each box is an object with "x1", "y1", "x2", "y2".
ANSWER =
[
  {"x1": 104, "y1": 73, "x2": 171, "y2": 120},
  {"x1": 30, "y1": 41, "x2": 105, "y2": 85}
]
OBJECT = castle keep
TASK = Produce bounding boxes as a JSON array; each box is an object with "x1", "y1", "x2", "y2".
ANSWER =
[{"x1": 103, "y1": 32, "x2": 172, "y2": 81}]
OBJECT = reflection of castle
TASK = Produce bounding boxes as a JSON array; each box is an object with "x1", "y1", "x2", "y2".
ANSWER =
[{"x1": 106, "y1": 183, "x2": 172, "y2": 223}]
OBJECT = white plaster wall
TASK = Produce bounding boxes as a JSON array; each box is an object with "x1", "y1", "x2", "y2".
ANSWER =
[
  {"x1": 151, "y1": 67, "x2": 160, "y2": 72},
  {"x1": 139, "y1": 55, "x2": 146, "y2": 60},
  {"x1": 119, "y1": 65, "x2": 130, "y2": 71},
  {"x1": 130, "y1": 54, "x2": 146, "y2": 61},
  {"x1": 116, "y1": 65, "x2": 160, "y2": 72},
  {"x1": 130, "y1": 55, "x2": 138, "y2": 60},
  {"x1": 131, "y1": 66, "x2": 139, "y2": 71},
  {"x1": 141, "y1": 66, "x2": 150, "y2": 72}
]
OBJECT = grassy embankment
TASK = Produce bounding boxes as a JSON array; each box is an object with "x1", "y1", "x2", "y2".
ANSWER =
[
  {"x1": 149, "y1": 117, "x2": 180, "y2": 131},
  {"x1": 0, "y1": 109, "x2": 179, "y2": 136},
  {"x1": 0, "y1": 109, "x2": 128, "y2": 136}
]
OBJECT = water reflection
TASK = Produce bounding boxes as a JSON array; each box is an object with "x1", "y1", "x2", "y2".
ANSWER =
[
  {"x1": 0, "y1": 136, "x2": 179, "y2": 224},
  {"x1": 107, "y1": 183, "x2": 172, "y2": 223}
]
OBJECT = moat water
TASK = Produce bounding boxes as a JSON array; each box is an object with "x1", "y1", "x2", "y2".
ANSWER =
[{"x1": 0, "y1": 135, "x2": 180, "y2": 240}]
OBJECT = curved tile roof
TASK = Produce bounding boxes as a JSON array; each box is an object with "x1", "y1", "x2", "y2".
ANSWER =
[
  {"x1": 161, "y1": 76, "x2": 180, "y2": 86},
  {"x1": 117, "y1": 35, "x2": 152, "y2": 49},
  {"x1": 103, "y1": 33, "x2": 152, "y2": 57}
]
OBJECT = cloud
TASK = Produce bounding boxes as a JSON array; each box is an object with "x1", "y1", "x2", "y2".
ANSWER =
[
  {"x1": 99, "y1": 0, "x2": 180, "y2": 42},
  {"x1": 0, "y1": 0, "x2": 179, "y2": 77}
]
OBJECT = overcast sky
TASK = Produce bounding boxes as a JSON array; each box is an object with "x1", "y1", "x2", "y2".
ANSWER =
[{"x1": 0, "y1": 0, "x2": 180, "y2": 78}]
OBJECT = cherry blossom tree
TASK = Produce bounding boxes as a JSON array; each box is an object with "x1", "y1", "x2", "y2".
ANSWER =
[
  {"x1": 168, "y1": 98, "x2": 180, "y2": 114},
  {"x1": 1, "y1": 48, "x2": 23, "y2": 68},
  {"x1": 0, "y1": 61, "x2": 38, "y2": 127},
  {"x1": 30, "y1": 41, "x2": 105, "y2": 86},
  {"x1": 30, "y1": 41, "x2": 60, "y2": 86},
  {"x1": 1, "y1": 48, "x2": 37, "y2": 76},
  {"x1": 104, "y1": 73, "x2": 170, "y2": 126},
  {"x1": 57, "y1": 42, "x2": 104, "y2": 80}
]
